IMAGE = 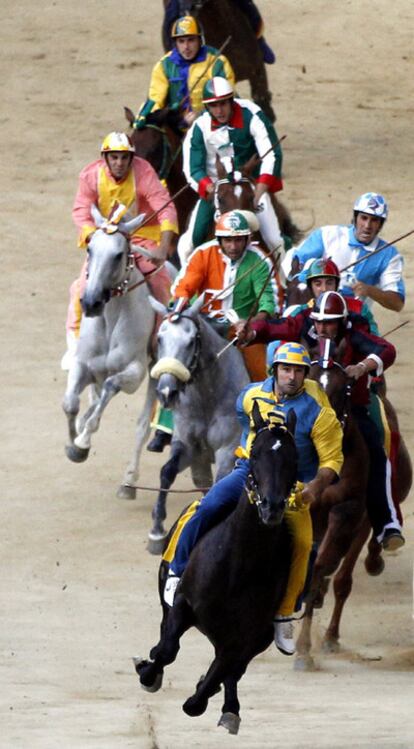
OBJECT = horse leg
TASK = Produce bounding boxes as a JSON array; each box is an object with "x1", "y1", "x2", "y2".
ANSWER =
[
  {"x1": 74, "y1": 378, "x2": 121, "y2": 451},
  {"x1": 324, "y1": 516, "x2": 371, "y2": 650},
  {"x1": 62, "y1": 362, "x2": 93, "y2": 462},
  {"x1": 182, "y1": 649, "x2": 245, "y2": 719},
  {"x1": 118, "y1": 374, "x2": 157, "y2": 500},
  {"x1": 134, "y1": 597, "x2": 194, "y2": 692},
  {"x1": 365, "y1": 532, "x2": 384, "y2": 576},
  {"x1": 249, "y1": 66, "x2": 275, "y2": 122},
  {"x1": 217, "y1": 676, "x2": 241, "y2": 735},
  {"x1": 147, "y1": 440, "x2": 192, "y2": 555}
]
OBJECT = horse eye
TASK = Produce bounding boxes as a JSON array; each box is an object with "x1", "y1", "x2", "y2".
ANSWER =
[{"x1": 115, "y1": 252, "x2": 123, "y2": 262}]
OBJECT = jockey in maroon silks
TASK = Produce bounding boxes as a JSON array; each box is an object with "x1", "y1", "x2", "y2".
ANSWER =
[{"x1": 236, "y1": 290, "x2": 404, "y2": 552}]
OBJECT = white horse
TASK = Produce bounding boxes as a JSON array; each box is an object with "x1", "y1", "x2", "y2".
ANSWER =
[
  {"x1": 145, "y1": 296, "x2": 250, "y2": 552},
  {"x1": 62, "y1": 207, "x2": 156, "y2": 491}
]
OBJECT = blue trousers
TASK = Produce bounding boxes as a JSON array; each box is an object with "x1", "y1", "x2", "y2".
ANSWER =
[{"x1": 171, "y1": 459, "x2": 250, "y2": 576}]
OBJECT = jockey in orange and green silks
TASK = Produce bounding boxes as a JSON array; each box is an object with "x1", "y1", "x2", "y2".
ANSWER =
[
  {"x1": 134, "y1": 15, "x2": 235, "y2": 133},
  {"x1": 63, "y1": 132, "x2": 178, "y2": 367}
]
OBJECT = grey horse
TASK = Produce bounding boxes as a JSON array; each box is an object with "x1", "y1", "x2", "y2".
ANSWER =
[
  {"x1": 146, "y1": 296, "x2": 250, "y2": 553},
  {"x1": 62, "y1": 207, "x2": 156, "y2": 487}
]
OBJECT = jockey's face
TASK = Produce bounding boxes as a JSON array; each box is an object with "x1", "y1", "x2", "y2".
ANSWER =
[
  {"x1": 207, "y1": 99, "x2": 233, "y2": 124},
  {"x1": 354, "y1": 212, "x2": 382, "y2": 244},
  {"x1": 175, "y1": 35, "x2": 201, "y2": 60},
  {"x1": 274, "y1": 364, "x2": 306, "y2": 397},
  {"x1": 219, "y1": 235, "x2": 249, "y2": 260},
  {"x1": 105, "y1": 152, "x2": 133, "y2": 181},
  {"x1": 314, "y1": 319, "x2": 340, "y2": 340},
  {"x1": 310, "y1": 277, "x2": 338, "y2": 297}
]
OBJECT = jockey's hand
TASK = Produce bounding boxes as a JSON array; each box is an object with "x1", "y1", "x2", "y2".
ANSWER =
[
  {"x1": 233, "y1": 320, "x2": 255, "y2": 345},
  {"x1": 352, "y1": 280, "x2": 370, "y2": 299},
  {"x1": 183, "y1": 110, "x2": 198, "y2": 127},
  {"x1": 300, "y1": 485, "x2": 316, "y2": 505},
  {"x1": 253, "y1": 183, "x2": 268, "y2": 209},
  {"x1": 205, "y1": 183, "x2": 215, "y2": 199},
  {"x1": 158, "y1": 230, "x2": 177, "y2": 260},
  {"x1": 345, "y1": 362, "x2": 369, "y2": 381}
]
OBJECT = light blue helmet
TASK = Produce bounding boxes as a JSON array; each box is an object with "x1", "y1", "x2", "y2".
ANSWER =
[{"x1": 353, "y1": 193, "x2": 388, "y2": 221}]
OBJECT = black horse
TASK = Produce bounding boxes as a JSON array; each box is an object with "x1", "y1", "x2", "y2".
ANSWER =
[{"x1": 134, "y1": 403, "x2": 298, "y2": 733}]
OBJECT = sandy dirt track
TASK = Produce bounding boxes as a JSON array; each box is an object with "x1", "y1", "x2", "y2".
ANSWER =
[{"x1": 2, "y1": 1, "x2": 414, "y2": 746}]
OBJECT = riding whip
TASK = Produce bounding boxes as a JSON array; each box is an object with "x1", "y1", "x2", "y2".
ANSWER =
[
  {"x1": 339, "y1": 227, "x2": 414, "y2": 273},
  {"x1": 381, "y1": 319, "x2": 409, "y2": 338}
]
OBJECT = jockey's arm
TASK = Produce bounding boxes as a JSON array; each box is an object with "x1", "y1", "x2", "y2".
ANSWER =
[
  {"x1": 352, "y1": 282, "x2": 404, "y2": 311},
  {"x1": 72, "y1": 166, "x2": 99, "y2": 247},
  {"x1": 158, "y1": 229, "x2": 177, "y2": 260},
  {"x1": 253, "y1": 181, "x2": 268, "y2": 208},
  {"x1": 302, "y1": 406, "x2": 344, "y2": 504}
]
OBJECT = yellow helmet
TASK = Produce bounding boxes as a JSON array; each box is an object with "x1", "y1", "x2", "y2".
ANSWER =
[
  {"x1": 272, "y1": 342, "x2": 311, "y2": 369},
  {"x1": 100, "y1": 132, "x2": 135, "y2": 155},
  {"x1": 171, "y1": 15, "x2": 201, "y2": 37}
]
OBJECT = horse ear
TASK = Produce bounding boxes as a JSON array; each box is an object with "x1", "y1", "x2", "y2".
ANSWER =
[
  {"x1": 122, "y1": 212, "x2": 147, "y2": 234},
  {"x1": 187, "y1": 292, "x2": 206, "y2": 316},
  {"x1": 241, "y1": 153, "x2": 259, "y2": 177},
  {"x1": 252, "y1": 400, "x2": 267, "y2": 432},
  {"x1": 91, "y1": 204, "x2": 105, "y2": 228},
  {"x1": 148, "y1": 295, "x2": 168, "y2": 316},
  {"x1": 124, "y1": 106, "x2": 135, "y2": 126},
  {"x1": 215, "y1": 155, "x2": 226, "y2": 179},
  {"x1": 285, "y1": 408, "x2": 297, "y2": 436}
]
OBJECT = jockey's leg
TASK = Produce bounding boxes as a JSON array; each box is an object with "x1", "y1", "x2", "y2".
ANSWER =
[
  {"x1": 353, "y1": 407, "x2": 403, "y2": 543},
  {"x1": 62, "y1": 260, "x2": 88, "y2": 370},
  {"x1": 170, "y1": 458, "x2": 250, "y2": 576},
  {"x1": 177, "y1": 199, "x2": 215, "y2": 266},
  {"x1": 230, "y1": 0, "x2": 276, "y2": 63},
  {"x1": 275, "y1": 505, "x2": 313, "y2": 617},
  {"x1": 257, "y1": 192, "x2": 283, "y2": 254}
]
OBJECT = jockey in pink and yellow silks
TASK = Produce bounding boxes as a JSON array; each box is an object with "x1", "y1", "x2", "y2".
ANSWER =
[{"x1": 64, "y1": 132, "x2": 178, "y2": 359}]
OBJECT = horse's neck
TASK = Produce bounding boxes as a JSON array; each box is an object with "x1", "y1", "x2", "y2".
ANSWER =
[{"x1": 103, "y1": 268, "x2": 152, "y2": 327}]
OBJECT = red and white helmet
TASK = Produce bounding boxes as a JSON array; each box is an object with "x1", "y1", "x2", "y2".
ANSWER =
[
  {"x1": 310, "y1": 291, "x2": 348, "y2": 321},
  {"x1": 202, "y1": 77, "x2": 234, "y2": 104}
]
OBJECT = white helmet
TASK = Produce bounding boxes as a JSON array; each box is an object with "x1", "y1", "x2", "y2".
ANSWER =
[
  {"x1": 202, "y1": 77, "x2": 234, "y2": 104},
  {"x1": 353, "y1": 193, "x2": 388, "y2": 220},
  {"x1": 101, "y1": 132, "x2": 135, "y2": 155}
]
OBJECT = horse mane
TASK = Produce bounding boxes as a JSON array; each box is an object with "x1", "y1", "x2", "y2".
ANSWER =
[{"x1": 145, "y1": 108, "x2": 183, "y2": 138}]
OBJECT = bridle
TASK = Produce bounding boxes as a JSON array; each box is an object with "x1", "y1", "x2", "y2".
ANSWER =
[
  {"x1": 86, "y1": 239, "x2": 163, "y2": 299},
  {"x1": 246, "y1": 423, "x2": 294, "y2": 519},
  {"x1": 163, "y1": 312, "x2": 203, "y2": 382},
  {"x1": 213, "y1": 175, "x2": 257, "y2": 214},
  {"x1": 141, "y1": 123, "x2": 182, "y2": 181},
  {"x1": 311, "y1": 358, "x2": 352, "y2": 430}
]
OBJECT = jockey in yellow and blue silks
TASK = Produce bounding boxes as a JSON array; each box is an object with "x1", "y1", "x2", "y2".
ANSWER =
[
  {"x1": 163, "y1": 342, "x2": 343, "y2": 656},
  {"x1": 135, "y1": 16, "x2": 235, "y2": 133}
]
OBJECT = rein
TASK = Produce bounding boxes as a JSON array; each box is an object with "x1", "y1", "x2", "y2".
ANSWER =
[
  {"x1": 109, "y1": 251, "x2": 164, "y2": 298},
  {"x1": 143, "y1": 123, "x2": 183, "y2": 181}
]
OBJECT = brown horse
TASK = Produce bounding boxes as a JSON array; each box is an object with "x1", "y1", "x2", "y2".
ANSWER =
[
  {"x1": 162, "y1": 0, "x2": 276, "y2": 122},
  {"x1": 295, "y1": 340, "x2": 412, "y2": 670},
  {"x1": 125, "y1": 106, "x2": 197, "y2": 238}
]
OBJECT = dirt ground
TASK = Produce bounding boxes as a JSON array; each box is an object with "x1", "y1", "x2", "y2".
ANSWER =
[{"x1": 2, "y1": 1, "x2": 414, "y2": 746}]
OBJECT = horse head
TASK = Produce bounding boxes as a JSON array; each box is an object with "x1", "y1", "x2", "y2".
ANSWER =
[
  {"x1": 81, "y1": 206, "x2": 145, "y2": 317},
  {"x1": 150, "y1": 296, "x2": 205, "y2": 407},
  {"x1": 309, "y1": 337, "x2": 351, "y2": 422},
  {"x1": 125, "y1": 106, "x2": 182, "y2": 179},
  {"x1": 214, "y1": 155, "x2": 257, "y2": 218},
  {"x1": 247, "y1": 401, "x2": 298, "y2": 526}
]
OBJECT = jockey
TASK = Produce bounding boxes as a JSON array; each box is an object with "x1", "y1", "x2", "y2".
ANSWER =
[
  {"x1": 237, "y1": 290, "x2": 404, "y2": 552},
  {"x1": 134, "y1": 15, "x2": 235, "y2": 132},
  {"x1": 177, "y1": 76, "x2": 284, "y2": 263},
  {"x1": 173, "y1": 209, "x2": 281, "y2": 380},
  {"x1": 287, "y1": 193, "x2": 405, "y2": 312},
  {"x1": 148, "y1": 208, "x2": 280, "y2": 452},
  {"x1": 62, "y1": 132, "x2": 178, "y2": 367},
  {"x1": 162, "y1": 342, "x2": 344, "y2": 657}
]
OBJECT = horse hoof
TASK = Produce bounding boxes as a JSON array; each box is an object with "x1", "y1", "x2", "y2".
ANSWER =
[
  {"x1": 322, "y1": 637, "x2": 340, "y2": 654},
  {"x1": 117, "y1": 484, "x2": 137, "y2": 500},
  {"x1": 182, "y1": 695, "x2": 208, "y2": 717},
  {"x1": 147, "y1": 534, "x2": 167, "y2": 555},
  {"x1": 65, "y1": 444, "x2": 90, "y2": 463},
  {"x1": 365, "y1": 554, "x2": 385, "y2": 576},
  {"x1": 294, "y1": 654, "x2": 316, "y2": 672},
  {"x1": 133, "y1": 658, "x2": 164, "y2": 692},
  {"x1": 218, "y1": 712, "x2": 241, "y2": 735},
  {"x1": 141, "y1": 672, "x2": 163, "y2": 693}
]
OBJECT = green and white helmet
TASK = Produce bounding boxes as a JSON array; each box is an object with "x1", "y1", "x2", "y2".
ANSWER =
[
  {"x1": 215, "y1": 210, "x2": 252, "y2": 237},
  {"x1": 202, "y1": 77, "x2": 234, "y2": 104}
]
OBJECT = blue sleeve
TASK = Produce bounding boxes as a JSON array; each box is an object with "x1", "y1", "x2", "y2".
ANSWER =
[{"x1": 294, "y1": 228, "x2": 325, "y2": 265}]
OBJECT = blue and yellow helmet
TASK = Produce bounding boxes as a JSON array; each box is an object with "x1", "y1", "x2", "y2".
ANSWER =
[{"x1": 272, "y1": 342, "x2": 311, "y2": 369}]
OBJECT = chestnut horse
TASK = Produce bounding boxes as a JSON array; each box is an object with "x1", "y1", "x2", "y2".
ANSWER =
[
  {"x1": 295, "y1": 339, "x2": 412, "y2": 670},
  {"x1": 162, "y1": 0, "x2": 276, "y2": 122}
]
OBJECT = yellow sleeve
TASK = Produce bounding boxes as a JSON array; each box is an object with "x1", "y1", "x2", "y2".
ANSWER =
[
  {"x1": 147, "y1": 60, "x2": 170, "y2": 111},
  {"x1": 311, "y1": 407, "x2": 344, "y2": 477}
]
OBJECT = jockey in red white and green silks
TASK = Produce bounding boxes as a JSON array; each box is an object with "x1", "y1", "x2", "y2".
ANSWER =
[{"x1": 177, "y1": 77, "x2": 284, "y2": 263}]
